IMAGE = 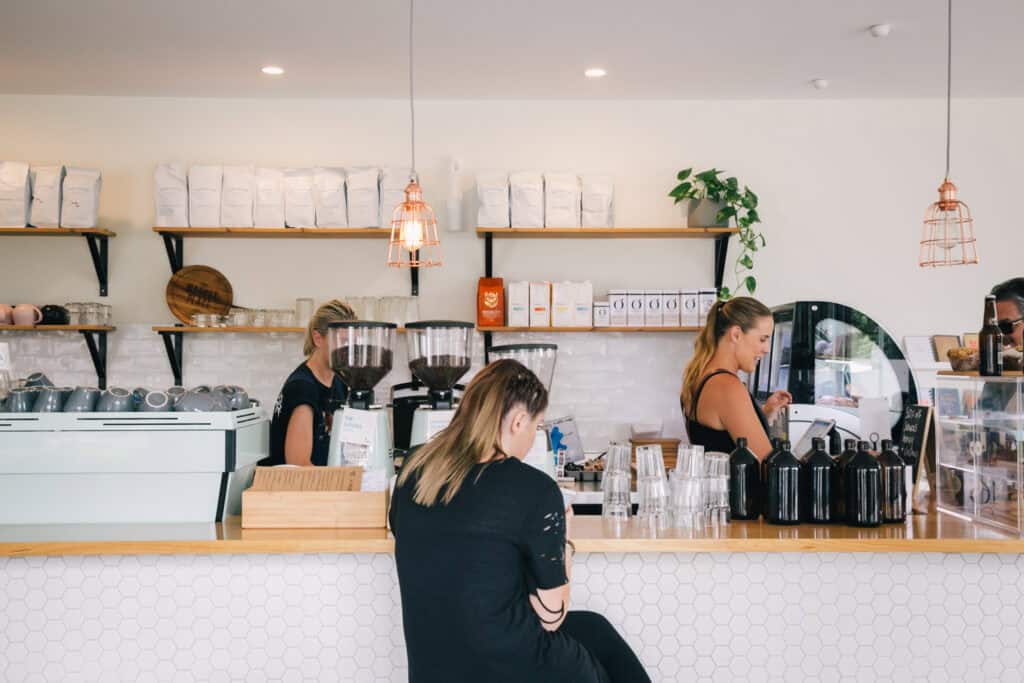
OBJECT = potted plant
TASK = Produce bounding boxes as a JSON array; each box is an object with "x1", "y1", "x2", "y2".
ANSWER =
[{"x1": 669, "y1": 168, "x2": 765, "y2": 299}]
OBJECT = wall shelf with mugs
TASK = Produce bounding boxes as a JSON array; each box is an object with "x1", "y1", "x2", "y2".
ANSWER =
[
  {"x1": 151, "y1": 227, "x2": 423, "y2": 296},
  {"x1": 0, "y1": 227, "x2": 115, "y2": 296},
  {"x1": 0, "y1": 324, "x2": 115, "y2": 389},
  {"x1": 151, "y1": 324, "x2": 408, "y2": 386},
  {"x1": 475, "y1": 226, "x2": 736, "y2": 357}
]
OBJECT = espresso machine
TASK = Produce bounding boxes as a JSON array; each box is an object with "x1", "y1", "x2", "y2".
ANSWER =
[
  {"x1": 405, "y1": 321, "x2": 474, "y2": 448},
  {"x1": 326, "y1": 321, "x2": 396, "y2": 478},
  {"x1": 488, "y1": 343, "x2": 557, "y2": 477}
]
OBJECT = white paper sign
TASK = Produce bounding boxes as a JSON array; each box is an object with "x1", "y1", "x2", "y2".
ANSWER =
[
  {"x1": 426, "y1": 410, "x2": 456, "y2": 440},
  {"x1": 338, "y1": 407, "x2": 377, "y2": 446},
  {"x1": 0, "y1": 342, "x2": 10, "y2": 371}
]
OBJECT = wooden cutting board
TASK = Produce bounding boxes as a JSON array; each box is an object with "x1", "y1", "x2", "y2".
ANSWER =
[{"x1": 165, "y1": 265, "x2": 234, "y2": 324}]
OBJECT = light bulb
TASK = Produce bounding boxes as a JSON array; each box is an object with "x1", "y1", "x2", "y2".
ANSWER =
[{"x1": 401, "y1": 219, "x2": 424, "y2": 252}]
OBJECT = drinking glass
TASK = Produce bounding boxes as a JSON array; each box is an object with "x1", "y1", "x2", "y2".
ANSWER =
[
  {"x1": 637, "y1": 475, "x2": 669, "y2": 522},
  {"x1": 669, "y1": 470, "x2": 705, "y2": 529},
  {"x1": 605, "y1": 442, "x2": 632, "y2": 475},
  {"x1": 404, "y1": 296, "x2": 420, "y2": 326},
  {"x1": 636, "y1": 444, "x2": 666, "y2": 479},
  {"x1": 601, "y1": 471, "x2": 632, "y2": 520},
  {"x1": 64, "y1": 303, "x2": 82, "y2": 325},
  {"x1": 295, "y1": 298, "x2": 314, "y2": 325},
  {"x1": 83, "y1": 303, "x2": 102, "y2": 326},
  {"x1": 676, "y1": 444, "x2": 705, "y2": 478},
  {"x1": 703, "y1": 452, "x2": 731, "y2": 526}
]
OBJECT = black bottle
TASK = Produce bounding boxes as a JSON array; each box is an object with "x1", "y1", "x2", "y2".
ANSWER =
[
  {"x1": 761, "y1": 438, "x2": 782, "y2": 517},
  {"x1": 802, "y1": 437, "x2": 838, "y2": 523},
  {"x1": 828, "y1": 428, "x2": 842, "y2": 457},
  {"x1": 834, "y1": 439, "x2": 857, "y2": 519},
  {"x1": 729, "y1": 437, "x2": 761, "y2": 520},
  {"x1": 979, "y1": 295, "x2": 1003, "y2": 377},
  {"x1": 877, "y1": 439, "x2": 907, "y2": 523},
  {"x1": 844, "y1": 441, "x2": 882, "y2": 527},
  {"x1": 766, "y1": 440, "x2": 801, "y2": 525}
]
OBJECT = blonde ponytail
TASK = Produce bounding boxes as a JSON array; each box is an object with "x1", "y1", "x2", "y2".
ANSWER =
[
  {"x1": 680, "y1": 296, "x2": 772, "y2": 417},
  {"x1": 303, "y1": 300, "x2": 356, "y2": 357}
]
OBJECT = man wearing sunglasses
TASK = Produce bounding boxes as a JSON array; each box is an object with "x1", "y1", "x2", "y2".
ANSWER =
[{"x1": 991, "y1": 278, "x2": 1024, "y2": 348}]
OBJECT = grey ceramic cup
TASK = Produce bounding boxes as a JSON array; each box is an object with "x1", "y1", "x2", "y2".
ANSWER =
[
  {"x1": 58, "y1": 386, "x2": 74, "y2": 402},
  {"x1": 140, "y1": 391, "x2": 171, "y2": 412},
  {"x1": 131, "y1": 387, "x2": 150, "y2": 408},
  {"x1": 25, "y1": 372, "x2": 53, "y2": 388},
  {"x1": 64, "y1": 386, "x2": 101, "y2": 413},
  {"x1": 174, "y1": 391, "x2": 217, "y2": 412},
  {"x1": 6, "y1": 388, "x2": 35, "y2": 413},
  {"x1": 32, "y1": 387, "x2": 65, "y2": 413},
  {"x1": 228, "y1": 386, "x2": 250, "y2": 411},
  {"x1": 96, "y1": 387, "x2": 134, "y2": 412}
]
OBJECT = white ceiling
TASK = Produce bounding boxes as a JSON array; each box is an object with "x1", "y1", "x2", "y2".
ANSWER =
[{"x1": 1, "y1": 0, "x2": 1021, "y2": 99}]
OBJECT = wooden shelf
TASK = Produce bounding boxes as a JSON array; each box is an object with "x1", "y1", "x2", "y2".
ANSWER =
[
  {"x1": 479, "y1": 326, "x2": 701, "y2": 333},
  {"x1": 0, "y1": 227, "x2": 117, "y2": 237},
  {"x1": 153, "y1": 326, "x2": 406, "y2": 334},
  {"x1": 2, "y1": 325, "x2": 115, "y2": 332},
  {"x1": 476, "y1": 227, "x2": 737, "y2": 238},
  {"x1": 152, "y1": 227, "x2": 390, "y2": 238}
]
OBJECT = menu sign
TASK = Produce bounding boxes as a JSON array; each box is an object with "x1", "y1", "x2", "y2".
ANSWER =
[{"x1": 901, "y1": 404, "x2": 935, "y2": 512}]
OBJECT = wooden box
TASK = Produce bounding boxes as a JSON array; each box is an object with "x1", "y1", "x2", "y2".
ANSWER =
[{"x1": 241, "y1": 466, "x2": 388, "y2": 529}]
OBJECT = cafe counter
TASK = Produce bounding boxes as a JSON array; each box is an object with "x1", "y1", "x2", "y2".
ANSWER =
[{"x1": 2, "y1": 512, "x2": 1023, "y2": 682}]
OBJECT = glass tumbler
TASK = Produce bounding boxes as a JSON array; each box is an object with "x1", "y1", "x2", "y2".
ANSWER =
[
  {"x1": 637, "y1": 475, "x2": 669, "y2": 522},
  {"x1": 636, "y1": 444, "x2": 666, "y2": 480},
  {"x1": 670, "y1": 470, "x2": 705, "y2": 529},
  {"x1": 601, "y1": 471, "x2": 633, "y2": 520}
]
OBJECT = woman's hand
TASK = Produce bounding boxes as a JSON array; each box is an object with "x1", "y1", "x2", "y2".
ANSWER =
[{"x1": 762, "y1": 390, "x2": 793, "y2": 418}]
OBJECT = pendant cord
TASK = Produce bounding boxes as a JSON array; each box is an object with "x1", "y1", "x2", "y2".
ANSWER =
[
  {"x1": 945, "y1": 0, "x2": 951, "y2": 179},
  {"x1": 409, "y1": 0, "x2": 416, "y2": 179}
]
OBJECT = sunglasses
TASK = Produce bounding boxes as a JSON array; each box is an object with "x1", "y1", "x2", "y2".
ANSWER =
[{"x1": 998, "y1": 318, "x2": 1024, "y2": 335}]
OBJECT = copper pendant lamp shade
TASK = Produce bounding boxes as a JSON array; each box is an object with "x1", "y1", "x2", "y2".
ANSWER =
[
  {"x1": 919, "y1": 0, "x2": 977, "y2": 267},
  {"x1": 387, "y1": 0, "x2": 441, "y2": 269}
]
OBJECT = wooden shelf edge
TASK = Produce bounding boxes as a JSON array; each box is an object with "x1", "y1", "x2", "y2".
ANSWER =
[
  {"x1": 476, "y1": 227, "x2": 738, "y2": 238},
  {"x1": 153, "y1": 326, "x2": 407, "y2": 334},
  {"x1": 0, "y1": 227, "x2": 116, "y2": 237},
  {"x1": 478, "y1": 326, "x2": 701, "y2": 333},
  {"x1": 152, "y1": 227, "x2": 391, "y2": 238},
  {"x1": 1, "y1": 325, "x2": 115, "y2": 332}
]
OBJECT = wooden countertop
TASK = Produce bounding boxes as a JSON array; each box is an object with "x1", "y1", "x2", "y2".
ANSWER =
[{"x1": 1, "y1": 512, "x2": 1021, "y2": 557}]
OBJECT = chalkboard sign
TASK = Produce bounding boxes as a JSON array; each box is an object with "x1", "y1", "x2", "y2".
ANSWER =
[{"x1": 900, "y1": 405, "x2": 933, "y2": 478}]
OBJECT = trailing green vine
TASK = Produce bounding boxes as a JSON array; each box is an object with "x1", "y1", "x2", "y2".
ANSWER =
[{"x1": 669, "y1": 168, "x2": 765, "y2": 300}]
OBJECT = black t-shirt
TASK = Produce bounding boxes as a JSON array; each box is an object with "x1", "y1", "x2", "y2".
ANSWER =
[
  {"x1": 389, "y1": 457, "x2": 605, "y2": 683},
  {"x1": 263, "y1": 363, "x2": 347, "y2": 467}
]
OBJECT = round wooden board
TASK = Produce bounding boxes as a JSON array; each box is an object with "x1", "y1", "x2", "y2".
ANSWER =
[{"x1": 165, "y1": 265, "x2": 234, "y2": 324}]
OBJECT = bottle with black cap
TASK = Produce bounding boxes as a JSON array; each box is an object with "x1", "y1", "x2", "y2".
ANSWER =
[
  {"x1": 834, "y1": 438, "x2": 858, "y2": 519},
  {"x1": 765, "y1": 440, "x2": 801, "y2": 525},
  {"x1": 760, "y1": 438, "x2": 783, "y2": 518},
  {"x1": 844, "y1": 440, "x2": 882, "y2": 527},
  {"x1": 801, "y1": 437, "x2": 838, "y2": 523},
  {"x1": 729, "y1": 437, "x2": 761, "y2": 520},
  {"x1": 877, "y1": 439, "x2": 907, "y2": 523}
]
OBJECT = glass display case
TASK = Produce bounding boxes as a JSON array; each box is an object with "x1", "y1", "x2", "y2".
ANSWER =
[{"x1": 934, "y1": 373, "x2": 1022, "y2": 535}]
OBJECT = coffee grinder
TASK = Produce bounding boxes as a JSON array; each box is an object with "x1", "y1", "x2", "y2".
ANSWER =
[
  {"x1": 488, "y1": 343, "x2": 557, "y2": 477},
  {"x1": 405, "y1": 321, "x2": 474, "y2": 448},
  {"x1": 325, "y1": 321, "x2": 396, "y2": 476}
]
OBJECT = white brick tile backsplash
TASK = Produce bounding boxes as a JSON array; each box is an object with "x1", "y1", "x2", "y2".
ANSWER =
[{"x1": 1, "y1": 326, "x2": 695, "y2": 450}]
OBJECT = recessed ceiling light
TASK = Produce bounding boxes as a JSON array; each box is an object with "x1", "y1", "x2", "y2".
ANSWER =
[
  {"x1": 868, "y1": 23, "x2": 892, "y2": 38},
  {"x1": 810, "y1": 78, "x2": 830, "y2": 90},
  {"x1": 584, "y1": 68, "x2": 607, "y2": 79},
  {"x1": 261, "y1": 65, "x2": 285, "y2": 76}
]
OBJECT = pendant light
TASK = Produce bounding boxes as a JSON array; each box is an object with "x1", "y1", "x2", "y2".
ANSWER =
[
  {"x1": 919, "y1": 0, "x2": 978, "y2": 267},
  {"x1": 387, "y1": 0, "x2": 441, "y2": 269}
]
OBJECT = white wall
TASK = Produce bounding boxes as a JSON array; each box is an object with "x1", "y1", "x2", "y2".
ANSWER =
[{"x1": 1, "y1": 95, "x2": 1021, "y2": 445}]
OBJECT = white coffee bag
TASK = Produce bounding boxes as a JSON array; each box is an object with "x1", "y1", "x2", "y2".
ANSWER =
[
  {"x1": 220, "y1": 165, "x2": 255, "y2": 228},
  {"x1": 510, "y1": 172, "x2": 544, "y2": 228},
  {"x1": 284, "y1": 169, "x2": 317, "y2": 228},
  {"x1": 551, "y1": 281, "x2": 575, "y2": 327},
  {"x1": 154, "y1": 163, "x2": 188, "y2": 227},
  {"x1": 507, "y1": 281, "x2": 530, "y2": 327},
  {"x1": 314, "y1": 167, "x2": 347, "y2": 227},
  {"x1": 253, "y1": 167, "x2": 285, "y2": 228},
  {"x1": 187, "y1": 165, "x2": 222, "y2": 227},
  {"x1": 346, "y1": 167, "x2": 381, "y2": 227},
  {"x1": 380, "y1": 168, "x2": 412, "y2": 227},
  {"x1": 477, "y1": 171, "x2": 510, "y2": 228},
  {"x1": 0, "y1": 161, "x2": 31, "y2": 227},
  {"x1": 60, "y1": 167, "x2": 102, "y2": 228},
  {"x1": 29, "y1": 165, "x2": 65, "y2": 228},
  {"x1": 544, "y1": 173, "x2": 581, "y2": 228},
  {"x1": 581, "y1": 175, "x2": 614, "y2": 228}
]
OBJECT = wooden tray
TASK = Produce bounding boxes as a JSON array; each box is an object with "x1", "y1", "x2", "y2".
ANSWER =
[
  {"x1": 165, "y1": 265, "x2": 233, "y2": 324},
  {"x1": 242, "y1": 490, "x2": 388, "y2": 529}
]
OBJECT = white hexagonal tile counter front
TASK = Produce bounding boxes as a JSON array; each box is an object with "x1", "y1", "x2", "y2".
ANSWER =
[{"x1": 2, "y1": 551, "x2": 1024, "y2": 681}]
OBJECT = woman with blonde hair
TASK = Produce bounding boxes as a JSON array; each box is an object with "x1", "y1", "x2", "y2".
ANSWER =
[
  {"x1": 390, "y1": 359, "x2": 649, "y2": 683},
  {"x1": 263, "y1": 299, "x2": 355, "y2": 467},
  {"x1": 681, "y1": 296, "x2": 791, "y2": 460}
]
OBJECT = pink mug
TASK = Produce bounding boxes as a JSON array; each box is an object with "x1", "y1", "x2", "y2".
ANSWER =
[
  {"x1": 0, "y1": 304, "x2": 12, "y2": 325},
  {"x1": 12, "y1": 304, "x2": 43, "y2": 326}
]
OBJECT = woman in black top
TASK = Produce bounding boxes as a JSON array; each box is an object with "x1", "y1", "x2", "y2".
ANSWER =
[
  {"x1": 262, "y1": 300, "x2": 354, "y2": 467},
  {"x1": 680, "y1": 297, "x2": 791, "y2": 459},
  {"x1": 390, "y1": 360, "x2": 649, "y2": 683}
]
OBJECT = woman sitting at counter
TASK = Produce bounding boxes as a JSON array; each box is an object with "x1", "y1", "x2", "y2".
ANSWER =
[
  {"x1": 681, "y1": 296, "x2": 791, "y2": 459},
  {"x1": 261, "y1": 300, "x2": 355, "y2": 467},
  {"x1": 390, "y1": 360, "x2": 649, "y2": 683}
]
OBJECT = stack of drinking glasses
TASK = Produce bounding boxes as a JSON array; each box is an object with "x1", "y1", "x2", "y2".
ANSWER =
[
  {"x1": 703, "y1": 452, "x2": 730, "y2": 526},
  {"x1": 670, "y1": 445, "x2": 706, "y2": 529},
  {"x1": 601, "y1": 443, "x2": 633, "y2": 521},
  {"x1": 635, "y1": 444, "x2": 669, "y2": 524}
]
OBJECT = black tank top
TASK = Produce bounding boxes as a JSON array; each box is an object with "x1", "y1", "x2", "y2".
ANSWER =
[{"x1": 684, "y1": 369, "x2": 770, "y2": 453}]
